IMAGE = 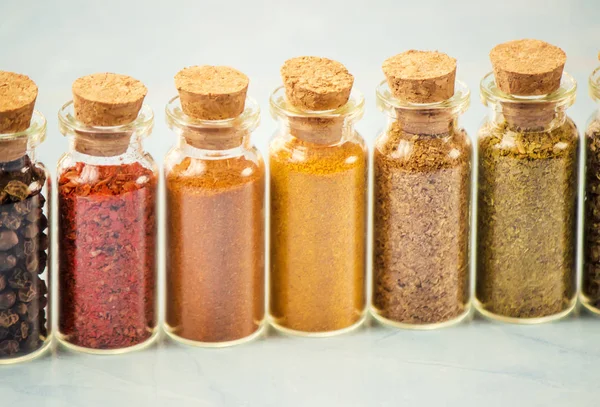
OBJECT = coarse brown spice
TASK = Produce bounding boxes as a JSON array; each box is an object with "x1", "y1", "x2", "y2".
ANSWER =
[
  {"x1": 269, "y1": 135, "x2": 367, "y2": 332},
  {"x1": 476, "y1": 119, "x2": 578, "y2": 318},
  {"x1": 373, "y1": 121, "x2": 471, "y2": 324},
  {"x1": 166, "y1": 154, "x2": 265, "y2": 343},
  {"x1": 583, "y1": 118, "x2": 600, "y2": 310}
]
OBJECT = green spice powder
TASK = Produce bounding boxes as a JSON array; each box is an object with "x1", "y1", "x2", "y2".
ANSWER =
[{"x1": 476, "y1": 119, "x2": 578, "y2": 318}]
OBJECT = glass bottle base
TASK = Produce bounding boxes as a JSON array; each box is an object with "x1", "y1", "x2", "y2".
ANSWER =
[
  {"x1": 474, "y1": 297, "x2": 576, "y2": 324},
  {"x1": 269, "y1": 312, "x2": 367, "y2": 338},
  {"x1": 579, "y1": 294, "x2": 600, "y2": 316},
  {"x1": 57, "y1": 329, "x2": 159, "y2": 355},
  {"x1": 0, "y1": 336, "x2": 52, "y2": 365},
  {"x1": 370, "y1": 304, "x2": 472, "y2": 330},
  {"x1": 165, "y1": 322, "x2": 266, "y2": 348}
]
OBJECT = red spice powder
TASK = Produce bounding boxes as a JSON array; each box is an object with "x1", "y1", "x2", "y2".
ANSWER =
[{"x1": 58, "y1": 162, "x2": 157, "y2": 350}]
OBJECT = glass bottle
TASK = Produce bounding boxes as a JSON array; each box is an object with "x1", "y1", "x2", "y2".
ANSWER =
[
  {"x1": 269, "y1": 86, "x2": 367, "y2": 336},
  {"x1": 583, "y1": 66, "x2": 600, "y2": 315},
  {"x1": 475, "y1": 72, "x2": 578, "y2": 323},
  {"x1": 372, "y1": 80, "x2": 472, "y2": 329},
  {"x1": 164, "y1": 96, "x2": 265, "y2": 346},
  {"x1": 57, "y1": 101, "x2": 158, "y2": 353},
  {"x1": 0, "y1": 111, "x2": 51, "y2": 364}
]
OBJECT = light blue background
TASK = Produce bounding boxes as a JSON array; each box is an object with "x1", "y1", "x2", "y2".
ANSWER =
[{"x1": 1, "y1": 0, "x2": 600, "y2": 406}]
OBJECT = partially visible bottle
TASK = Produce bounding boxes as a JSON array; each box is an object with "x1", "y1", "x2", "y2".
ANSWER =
[
  {"x1": 57, "y1": 73, "x2": 158, "y2": 353},
  {"x1": 583, "y1": 60, "x2": 600, "y2": 315},
  {"x1": 0, "y1": 71, "x2": 51, "y2": 364},
  {"x1": 372, "y1": 51, "x2": 472, "y2": 329},
  {"x1": 164, "y1": 66, "x2": 265, "y2": 346},
  {"x1": 269, "y1": 57, "x2": 367, "y2": 336},
  {"x1": 476, "y1": 40, "x2": 578, "y2": 323}
]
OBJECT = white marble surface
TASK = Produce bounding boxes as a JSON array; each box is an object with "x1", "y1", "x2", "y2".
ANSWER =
[
  {"x1": 2, "y1": 313, "x2": 600, "y2": 406},
  {"x1": 1, "y1": 0, "x2": 600, "y2": 405}
]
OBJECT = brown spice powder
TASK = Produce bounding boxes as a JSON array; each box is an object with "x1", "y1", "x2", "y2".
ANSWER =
[
  {"x1": 372, "y1": 121, "x2": 471, "y2": 324},
  {"x1": 166, "y1": 155, "x2": 265, "y2": 343},
  {"x1": 269, "y1": 136, "x2": 367, "y2": 332},
  {"x1": 476, "y1": 120, "x2": 578, "y2": 318}
]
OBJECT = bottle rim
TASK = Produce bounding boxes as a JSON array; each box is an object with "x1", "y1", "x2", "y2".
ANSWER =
[
  {"x1": 589, "y1": 66, "x2": 600, "y2": 102},
  {"x1": 0, "y1": 110, "x2": 46, "y2": 147},
  {"x1": 480, "y1": 71, "x2": 577, "y2": 108},
  {"x1": 58, "y1": 101, "x2": 154, "y2": 138},
  {"x1": 165, "y1": 95, "x2": 260, "y2": 133},
  {"x1": 375, "y1": 79, "x2": 470, "y2": 117},
  {"x1": 269, "y1": 85, "x2": 365, "y2": 122}
]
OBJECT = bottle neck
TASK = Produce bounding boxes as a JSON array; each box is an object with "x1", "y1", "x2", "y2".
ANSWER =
[
  {"x1": 181, "y1": 126, "x2": 249, "y2": 150},
  {"x1": 282, "y1": 116, "x2": 351, "y2": 145},
  {"x1": 0, "y1": 137, "x2": 28, "y2": 162},
  {"x1": 72, "y1": 131, "x2": 140, "y2": 157},
  {"x1": 492, "y1": 101, "x2": 566, "y2": 132},
  {"x1": 392, "y1": 107, "x2": 457, "y2": 136},
  {"x1": 270, "y1": 86, "x2": 364, "y2": 147}
]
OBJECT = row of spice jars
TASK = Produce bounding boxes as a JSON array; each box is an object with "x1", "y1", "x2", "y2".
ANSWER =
[{"x1": 1, "y1": 38, "x2": 600, "y2": 364}]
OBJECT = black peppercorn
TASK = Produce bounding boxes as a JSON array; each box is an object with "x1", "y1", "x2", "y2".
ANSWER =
[
  {"x1": 0, "y1": 157, "x2": 49, "y2": 361},
  {"x1": 0, "y1": 292, "x2": 16, "y2": 310},
  {"x1": 0, "y1": 229, "x2": 19, "y2": 250},
  {"x1": 0, "y1": 253, "x2": 16, "y2": 271}
]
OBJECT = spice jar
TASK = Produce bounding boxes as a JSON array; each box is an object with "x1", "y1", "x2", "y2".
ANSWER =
[
  {"x1": 0, "y1": 72, "x2": 51, "y2": 364},
  {"x1": 583, "y1": 61, "x2": 600, "y2": 315},
  {"x1": 269, "y1": 57, "x2": 367, "y2": 336},
  {"x1": 476, "y1": 40, "x2": 578, "y2": 323},
  {"x1": 57, "y1": 73, "x2": 158, "y2": 353},
  {"x1": 372, "y1": 51, "x2": 472, "y2": 329},
  {"x1": 165, "y1": 66, "x2": 265, "y2": 346}
]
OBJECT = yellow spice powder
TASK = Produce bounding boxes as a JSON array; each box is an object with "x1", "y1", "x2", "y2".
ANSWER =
[{"x1": 269, "y1": 135, "x2": 367, "y2": 333}]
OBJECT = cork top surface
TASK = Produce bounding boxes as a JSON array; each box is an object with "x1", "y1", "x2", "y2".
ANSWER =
[
  {"x1": 490, "y1": 39, "x2": 566, "y2": 96},
  {"x1": 72, "y1": 73, "x2": 147, "y2": 126},
  {"x1": 382, "y1": 50, "x2": 457, "y2": 103},
  {"x1": 0, "y1": 71, "x2": 38, "y2": 113},
  {"x1": 281, "y1": 56, "x2": 354, "y2": 110},
  {"x1": 382, "y1": 50, "x2": 456, "y2": 81},
  {"x1": 175, "y1": 66, "x2": 248, "y2": 96},
  {"x1": 490, "y1": 39, "x2": 566, "y2": 76},
  {"x1": 72, "y1": 73, "x2": 147, "y2": 105},
  {"x1": 174, "y1": 65, "x2": 249, "y2": 120}
]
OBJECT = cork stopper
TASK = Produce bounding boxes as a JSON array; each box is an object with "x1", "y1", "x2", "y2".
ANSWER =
[
  {"x1": 0, "y1": 72, "x2": 38, "y2": 162},
  {"x1": 72, "y1": 73, "x2": 147, "y2": 156},
  {"x1": 175, "y1": 66, "x2": 248, "y2": 120},
  {"x1": 280, "y1": 57, "x2": 353, "y2": 144},
  {"x1": 281, "y1": 56, "x2": 353, "y2": 111},
  {"x1": 490, "y1": 39, "x2": 566, "y2": 96},
  {"x1": 72, "y1": 73, "x2": 147, "y2": 127},
  {"x1": 382, "y1": 51, "x2": 456, "y2": 103},
  {"x1": 0, "y1": 71, "x2": 37, "y2": 134}
]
